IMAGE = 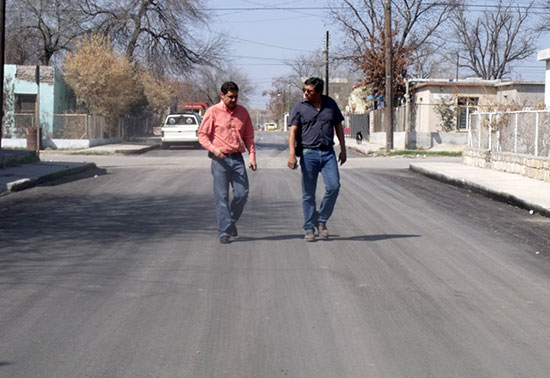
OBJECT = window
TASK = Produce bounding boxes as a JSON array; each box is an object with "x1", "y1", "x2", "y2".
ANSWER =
[
  {"x1": 457, "y1": 97, "x2": 478, "y2": 130},
  {"x1": 15, "y1": 94, "x2": 37, "y2": 113},
  {"x1": 165, "y1": 114, "x2": 199, "y2": 126}
]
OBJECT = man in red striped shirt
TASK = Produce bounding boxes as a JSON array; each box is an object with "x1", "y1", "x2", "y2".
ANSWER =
[{"x1": 198, "y1": 81, "x2": 257, "y2": 244}]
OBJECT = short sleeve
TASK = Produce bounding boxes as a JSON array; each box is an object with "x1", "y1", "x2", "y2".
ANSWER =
[{"x1": 288, "y1": 103, "x2": 301, "y2": 127}]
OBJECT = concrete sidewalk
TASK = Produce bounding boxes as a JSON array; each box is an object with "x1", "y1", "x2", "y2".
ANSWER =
[
  {"x1": 0, "y1": 160, "x2": 96, "y2": 194},
  {"x1": 60, "y1": 143, "x2": 157, "y2": 155},
  {"x1": 343, "y1": 137, "x2": 550, "y2": 217},
  {"x1": 409, "y1": 162, "x2": 550, "y2": 217},
  {"x1": 0, "y1": 143, "x2": 157, "y2": 194}
]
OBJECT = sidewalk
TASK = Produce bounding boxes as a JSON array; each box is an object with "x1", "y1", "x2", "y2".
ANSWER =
[
  {"x1": 0, "y1": 159, "x2": 96, "y2": 194},
  {"x1": 0, "y1": 142, "x2": 154, "y2": 195},
  {"x1": 409, "y1": 162, "x2": 550, "y2": 217},
  {"x1": 59, "y1": 143, "x2": 157, "y2": 155},
  {"x1": 342, "y1": 137, "x2": 550, "y2": 217}
]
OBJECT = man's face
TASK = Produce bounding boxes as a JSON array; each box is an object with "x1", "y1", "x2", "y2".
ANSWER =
[
  {"x1": 221, "y1": 90, "x2": 239, "y2": 109},
  {"x1": 303, "y1": 84, "x2": 321, "y2": 102}
]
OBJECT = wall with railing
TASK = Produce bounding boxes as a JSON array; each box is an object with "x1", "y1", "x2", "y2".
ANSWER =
[
  {"x1": 468, "y1": 110, "x2": 550, "y2": 156},
  {"x1": 1, "y1": 113, "x2": 153, "y2": 149},
  {"x1": 465, "y1": 110, "x2": 550, "y2": 182}
]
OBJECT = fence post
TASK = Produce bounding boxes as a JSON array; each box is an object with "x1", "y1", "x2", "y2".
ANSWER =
[
  {"x1": 514, "y1": 112, "x2": 518, "y2": 153},
  {"x1": 489, "y1": 113, "x2": 493, "y2": 151},
  {"x1": 535, "y1": 111, "x2": 539, "y2": 157},
  {"x1": 85, "y1": 114, "x2": 89, "y2": 140},
  {"x1": 496, "y1": 113, "x2": 501, "y2": 152},
  {"x1": 467, "y1": 113, "x2": 472, "y2": 147},
  {"x1": 478, "y1": 113, "x2": 481, "y2": 149}
]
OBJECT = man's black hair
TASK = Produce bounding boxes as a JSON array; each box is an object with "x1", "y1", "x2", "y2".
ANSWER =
[
  {"x1": 304, "y1": 77, "x2": 324, "y2": 93},
  {"x1": 221, "y1": 81, "x2": 239, "y2": 94}
]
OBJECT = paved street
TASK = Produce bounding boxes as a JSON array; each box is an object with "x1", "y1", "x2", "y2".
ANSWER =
[{"x1": 1, "y1": 136, "x2": 550, "y2": 377}]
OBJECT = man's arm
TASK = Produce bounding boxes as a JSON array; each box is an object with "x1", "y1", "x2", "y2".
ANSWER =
[
  {"x1": 198, "y1": 111, "x2": 226, "y2": 159},
  {"x1": 288, "y1": 125, "x2": 298, "y2": 169},
  {"x1": 334, "y1": 122, "x2": 347, "y2": 165},
  {"x1": 242, "y1": 112, "x2": 257, "y2": 170}
]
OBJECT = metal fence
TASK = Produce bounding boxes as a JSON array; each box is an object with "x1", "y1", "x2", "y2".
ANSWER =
[
  {"x1": 2, "y1": 113, "x2": 153, "y2": 140},
  {"x1": 469, "y1": 110, "x2": 550, "y2": 157},
  {"x1": 348, "y1": 113, "x2": 369, "y2": 139},
  {"x1": 370, "y1": 106, "x2": 408, "y2": 133}
]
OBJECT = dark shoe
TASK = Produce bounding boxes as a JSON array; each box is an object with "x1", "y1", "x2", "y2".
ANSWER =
[
  {"x1": 219, "y1": 235, "x2": 231, "y2": 244},
  {"x1": 318, "y1": 223, "x2": 329, "y2": 239},
  {"x1": 304, "y1": 231, "x2": 315, "y2": 242},
  {"x1": 229, "y1": 223, "x2": 238, "y2": 237}
]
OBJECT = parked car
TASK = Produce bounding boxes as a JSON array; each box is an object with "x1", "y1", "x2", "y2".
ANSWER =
[{"x1": 161, "y1": 112, "x2": 203, "y2": 149}]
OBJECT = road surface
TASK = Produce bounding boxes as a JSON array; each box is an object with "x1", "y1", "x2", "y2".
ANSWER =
[{"x1": 1, "y1": 133, "x2": 549, "y2": 377}]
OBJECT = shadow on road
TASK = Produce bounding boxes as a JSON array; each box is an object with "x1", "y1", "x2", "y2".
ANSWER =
[
  {"x1": 328, "y1": 234, "x2": 421, "y2": 241},
  {"x1": 234, "y1": 233, "x2": 421, "y2": 242}
]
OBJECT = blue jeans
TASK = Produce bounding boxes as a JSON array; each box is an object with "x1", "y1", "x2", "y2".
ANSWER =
[
  {"x1": 211, "y1": 154, "x2": 249, "y2": 237},
  {"x1": 299, "y1": 148, "x2": 340, "y2": 232}
]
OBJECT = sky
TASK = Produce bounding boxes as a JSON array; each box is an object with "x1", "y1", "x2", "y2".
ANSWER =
[
  {"x1": 205, "y1": 0, "x2": 330, "y2": 108},
  {"x1": 203, "y1": 0, "x2": 549, "y2": 109}
]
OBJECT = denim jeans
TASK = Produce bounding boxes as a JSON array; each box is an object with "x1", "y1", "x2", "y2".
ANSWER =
[
  {"x1": 211, "y1": 154, "x2": 249, "y2": 237},
  {"x1": 299, "y1": 148, "x2": 340, "y2": 232}
]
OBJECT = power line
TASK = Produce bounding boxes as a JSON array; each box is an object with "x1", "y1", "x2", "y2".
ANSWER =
[
  {"x1": 191, "y1": 24, "x2": 316, "y2": 53},
  {"x1": 196, "y1": 4, "x2": 549, "y2": 11}
]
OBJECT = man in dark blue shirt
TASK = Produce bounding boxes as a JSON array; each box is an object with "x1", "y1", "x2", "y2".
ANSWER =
[{"x1": 287, "y1": 77, "x2": 347, "y2": 242}]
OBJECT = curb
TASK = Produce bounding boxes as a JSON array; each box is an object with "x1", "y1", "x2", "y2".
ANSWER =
[
  {"x1": 5, "y1": 163, "x2": 97, "y2": 193},
  {"x1": 116, "y1": 145, "x2": 158, "y2": 155},
  {"x1": 347, "y1": 145, "x2": 383, "y2": 156},
  {"x1": 409, "y1": 163, "x2": 550, "y2": 218}
]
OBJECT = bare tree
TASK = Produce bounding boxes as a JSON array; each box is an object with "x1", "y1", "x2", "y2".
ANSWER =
[
  {"x1": 452, "y1": 0, "x2": 538, "y2": 80},
  {"x1": 81, "y1": 0, "x2": 227, "y2": 74},
  {"x1": 331, "y1": 0, "x2": 458, "y2": 78},
  {"x1": 6, "y1": 0, "x2": 90, "y2": 65},
  {"x1": 177, "y1": 65, "x2": 254, "y2": 106},
  {"x1": 536, "y1": 0, "x2": 550, "y2": 33},
  {"x1": 286, "y1": 50, "x2": 326, "y2": 86}
]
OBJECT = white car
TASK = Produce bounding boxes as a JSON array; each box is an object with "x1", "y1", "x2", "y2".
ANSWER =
[{"x1": 161, "y1": 112, "x2": 203, "y2": 149}]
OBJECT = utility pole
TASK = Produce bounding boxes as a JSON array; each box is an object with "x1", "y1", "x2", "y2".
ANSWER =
[
  {"x1": 287, "y1": 83, "x2": 291, "y2": 113},
  {"x1": 384, "y1": 0, "x2": 393, "y2": 152},
  {"x1": 0, "y1": 0, "x2": 5, "y2": 149},
  {"x1": 35, "y1": 65, "x2": 40, "y2": 157},
  {"x1": 325, "y1": 30, "x2": 329, "y2": 96}
]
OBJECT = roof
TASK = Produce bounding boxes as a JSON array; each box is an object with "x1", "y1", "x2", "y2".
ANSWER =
[{"x1": 411, "y1": 78, "x2": 544, "y2": 90}]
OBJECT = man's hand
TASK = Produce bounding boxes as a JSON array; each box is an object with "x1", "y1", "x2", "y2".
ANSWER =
[
  {"x1": 213, "y1": 148, "x2": 226, "y2": 159},
  {"x1": 249, "y1": 160, "x2": 257, "y2": 171},
  {"x1": 338, "y1": 149, "x2": 347, "y2": 166},
  {"x1": 288, "y1": 154, "x2": 298, "y2": 169}
]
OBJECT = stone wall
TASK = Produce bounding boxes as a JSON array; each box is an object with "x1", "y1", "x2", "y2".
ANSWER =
[{"x1": 463, "y1": 148, "x2": 550, "y2": 182}]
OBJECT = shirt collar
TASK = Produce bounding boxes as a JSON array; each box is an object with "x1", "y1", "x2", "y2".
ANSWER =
[
  {"x1": 302, "y1": 95, "x2": 325, "y2": 107},
  {"x1": 219, "y1": 100, "x2": 236, "y2": 113}
]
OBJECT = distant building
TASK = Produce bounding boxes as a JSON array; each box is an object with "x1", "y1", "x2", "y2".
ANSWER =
[
  {"x1": 3, "y1": 65, "x2": 76, "y2": 138},
  {"x1": 327, "y1": 78, "x2": 353, "y2": 111}
]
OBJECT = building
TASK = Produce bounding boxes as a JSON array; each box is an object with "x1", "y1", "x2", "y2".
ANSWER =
[
  {"x1": 409, "y1": 79, "x2": 545, "y2": 133},
  {"x1": 3, "y1": 65, "x2": 76, "y2": 139}
]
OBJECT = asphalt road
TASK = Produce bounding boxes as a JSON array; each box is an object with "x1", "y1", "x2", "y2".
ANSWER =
[{"x1": 1, "y1": 134, "x2": 550, "y2": 377}]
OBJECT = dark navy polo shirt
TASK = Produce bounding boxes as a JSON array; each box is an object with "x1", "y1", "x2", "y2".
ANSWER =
[{"x1": 288, "y1": 95, "x2": 344, "y2": 149}]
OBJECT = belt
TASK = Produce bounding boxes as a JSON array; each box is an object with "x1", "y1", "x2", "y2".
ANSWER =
[
  {"x1": 225, "y1": 152, "x2": 242, "y2": 158},
  {"x1": 208, "y1": 151, "x2": 242, "y2": 159},
  {"x1": 308, "y1": 146, "x2": 333, "y2": 151}
]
